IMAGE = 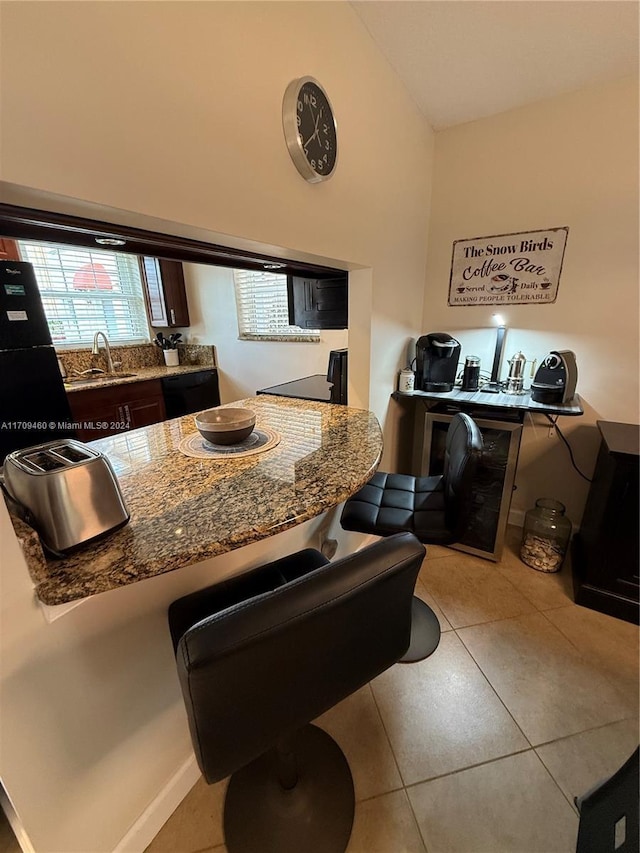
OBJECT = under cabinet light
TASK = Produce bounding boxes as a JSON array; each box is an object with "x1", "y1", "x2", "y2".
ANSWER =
[{"x1": 95, "y1": 237, "x2": 126, "y2": 247}]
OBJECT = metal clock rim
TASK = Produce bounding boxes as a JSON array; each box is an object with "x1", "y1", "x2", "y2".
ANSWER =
[{"x1": 282, "y1": 76, "x2": 338, "y2": 184}]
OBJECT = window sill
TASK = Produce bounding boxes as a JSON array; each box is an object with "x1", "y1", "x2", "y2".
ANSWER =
[{"x1": 238, "y1": 333, "x2": 320, "y2": 343}]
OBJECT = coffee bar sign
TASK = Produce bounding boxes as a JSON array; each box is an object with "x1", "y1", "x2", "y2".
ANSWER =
[{"x1": 448, "y1": 227, "x2": 569, "y2": 306}]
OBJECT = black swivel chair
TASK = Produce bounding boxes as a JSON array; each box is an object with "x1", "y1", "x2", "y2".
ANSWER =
[
  {"x1": 341, "y1": 412, "x2": 483, "y2": 662},
  {"x1": 168, "y1": 531, "x2": 425, "y2": 853}
]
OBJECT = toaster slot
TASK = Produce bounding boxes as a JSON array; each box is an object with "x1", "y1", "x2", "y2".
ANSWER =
[
  {"x1": 22, "y1": 450, "x2": 67, "y2": 472},
  {"x1": 49, "y1": 444, "x2": 93, "y2": 464}
]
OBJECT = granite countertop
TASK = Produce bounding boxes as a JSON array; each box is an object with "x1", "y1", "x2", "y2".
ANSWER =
[
  {"x1": 9, "y1": 396, "x2": 382, "y2": 605},
  {"x1": 64, "y1": 363, "x2": 214, "y2": 393}
]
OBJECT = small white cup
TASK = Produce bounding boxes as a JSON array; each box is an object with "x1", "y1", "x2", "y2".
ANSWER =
[{"x1": 163, "y1": 349, "x2": 179, "y2": 367}]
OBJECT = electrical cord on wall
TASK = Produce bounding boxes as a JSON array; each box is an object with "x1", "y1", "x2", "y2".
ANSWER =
[{"x1": 544, "y1": 414, "x2": 593, "y2": 483}]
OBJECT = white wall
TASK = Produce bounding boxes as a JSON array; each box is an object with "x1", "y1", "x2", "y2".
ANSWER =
[
  {"x1": 0, "y1": 0, "x2": 433, "y2": 430},
  {"x1": 422, "y1": 76, "x2": 639, "y2": 525},
  {"x1": 182, "y1": 264, "x2": 347, "y2": 402},
  {"x1": 0, "y1": 2, "x2": 433, "y2": 851}
]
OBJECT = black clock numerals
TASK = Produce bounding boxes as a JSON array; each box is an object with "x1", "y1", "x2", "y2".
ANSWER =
[
  {"x1": 296, "y1": 82, "x2": 336, "y2": 177},
  {"x1": 284, "y1": 76, "x2": 337, "y2": 182}
]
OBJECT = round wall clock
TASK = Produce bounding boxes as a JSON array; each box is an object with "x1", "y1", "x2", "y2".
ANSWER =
[{"x1": 282, "y1": 76, "x2": 338, "y2": 183}]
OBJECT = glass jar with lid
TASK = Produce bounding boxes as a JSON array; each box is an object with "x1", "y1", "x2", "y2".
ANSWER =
[{"x1": 520, "y1": 498, "x2": 572, "y2": 572}]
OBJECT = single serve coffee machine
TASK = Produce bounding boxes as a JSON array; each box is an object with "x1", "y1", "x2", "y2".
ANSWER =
[
  {"x1": 415, "y1": 333, "x2": 461, "y2": 392},
  {"x1": 530, "y1": 350, "x2": 578, "y2": 404}
]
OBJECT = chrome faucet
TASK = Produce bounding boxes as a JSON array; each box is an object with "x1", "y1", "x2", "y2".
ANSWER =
[{"x1": 92, "y1": 331, "x2": 115, "y2": 374}]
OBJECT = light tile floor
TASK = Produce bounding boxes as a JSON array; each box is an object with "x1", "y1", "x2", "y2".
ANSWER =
[
  {"x1": 142, "y1": 527, "x2": 638, "y2": 853},
  {"x1": 4, "y1": 527, "x2": 635, "y2": 853}
]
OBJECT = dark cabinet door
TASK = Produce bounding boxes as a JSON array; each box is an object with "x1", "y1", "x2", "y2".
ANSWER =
[
  {"x1": 68, "y1": 396, "x2": 121, "y2": 441},
  {"x1": 69, "y1": 379, "x2": 166, "y2": 441},
  {"x1": 160, "y1": 370, "x2": 220, "y2": 418},
  {"x1": 573, "y1": 421, "x2": 639, "y2": 624},
  {"x1": 287, "y1": 274, "x2": 348, "y2": 329},
  {"x1": 124, "y1": 395, "x2": 166, "y2": 430},
  {"x1": 140, "y1": 257, "x2": 190, "y2": 327}
]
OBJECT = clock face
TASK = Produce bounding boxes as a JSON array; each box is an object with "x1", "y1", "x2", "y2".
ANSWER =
[{"x1": 283, "y1": 77, "x2": 338, "y2": 183}]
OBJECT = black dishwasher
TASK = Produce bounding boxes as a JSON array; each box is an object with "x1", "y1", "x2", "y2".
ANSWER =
[{"x1": 161, "y1": 369, "x2": 220, "y2": 418}]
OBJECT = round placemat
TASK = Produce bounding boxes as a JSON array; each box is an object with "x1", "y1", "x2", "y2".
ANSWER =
[{"x1": 179, "y1": 427, "x2": 281, "y2": 460}]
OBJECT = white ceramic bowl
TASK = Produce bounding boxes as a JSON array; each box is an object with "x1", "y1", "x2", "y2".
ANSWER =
[{"x1": 194, "y1": 407, "x2": 256, "y2": 446}]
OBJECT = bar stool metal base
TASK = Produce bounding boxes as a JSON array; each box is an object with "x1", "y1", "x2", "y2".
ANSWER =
[
  {"x1": 224, "y1": 724, "x2": 355, "y2": 853},
  {"x1": 400, "y1": 596, "x2": 442, "y2": 663}
]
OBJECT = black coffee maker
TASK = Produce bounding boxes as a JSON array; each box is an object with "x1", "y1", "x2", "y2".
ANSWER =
[
  {"x1": 530, "y1": 350, "x2": 578, "y2": 404},
  {"x1": 415, "y1": 333, "x2": 461, "y2": 392}
]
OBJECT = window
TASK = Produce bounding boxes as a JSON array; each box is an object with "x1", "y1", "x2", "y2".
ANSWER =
[
  {"x1": 233, "y1": 269, "x2": 319, "y2": 342},
  {"x1": 17, "y1": 240, "x2": 149, "y2": 347}
]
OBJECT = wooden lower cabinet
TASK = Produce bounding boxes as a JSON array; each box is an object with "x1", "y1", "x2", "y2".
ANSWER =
[
  {"x1": 68, "y1": 379, "x2": 166, "y2": 441},
  {"x1": 572, "y1": 420, "x2": 639, "y2": 624}
]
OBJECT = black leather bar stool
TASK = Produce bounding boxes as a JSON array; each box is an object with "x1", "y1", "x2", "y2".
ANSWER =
[
  {"x1": 168, "y1": 531, "x2": 425, "y2": 853},
  {"x1": 341, "y1": 412, "x2": 483, "y2": 662}
]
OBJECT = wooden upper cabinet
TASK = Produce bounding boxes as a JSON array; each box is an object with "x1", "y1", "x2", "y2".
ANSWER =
[
  {"x1": 287, "y1": 274, "x2": 348, "y2": 330},
  {"x1": 140, "y1": 257, "x2": 190, "y2": 327},
  {"x1": 0, "y1": 239, "x2": 21, "y2": 261}
]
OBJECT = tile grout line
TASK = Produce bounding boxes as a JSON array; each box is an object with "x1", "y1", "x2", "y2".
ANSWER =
[
  {"x1": 454, "y1": 611, "x2": 636, "y2": 764},
  {"x1": 451, "y1": 620, "x2": 536, "y2": 749},
  {"x1": 532, "y1": 715, "x2": 640, "y2": 751},
  {"x1": 419, "y1": 545, "x2": 553, "y2": 635},
  {"x1": 534, "y1": 716, "x2": 640, "y2": 816},
  {"x1": 397, "y1": 788, "x2": 430, "y2": 853},
  {"x1": 365, "y1": 682, "x2": 407, "y2": 789},
  {"x1": 538, "y1": 606, "x2": 639, "y2": 704},
  {"x1": 401, "y1": 745, "x2": 534, "y2": 791},
  {"x1": 492, "y1": 557, "x2": 576, "y2": 613},
  {"x1": 365, "y1": 683, "x2": 430, "y2": 852},
  {"x1": 414, "y1": 552, "x2": 636, "y2": 833},
  {"x1": 534, "y1": 748, "x2": 584, "y2": 816},
  {"x1": 366, "y1": 618, "x2": 537, "y2": 850}
]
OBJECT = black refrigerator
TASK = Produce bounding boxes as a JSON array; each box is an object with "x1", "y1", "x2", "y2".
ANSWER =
[{"x1": 0, "y1": 260, "x2": 75, "y2": 464}]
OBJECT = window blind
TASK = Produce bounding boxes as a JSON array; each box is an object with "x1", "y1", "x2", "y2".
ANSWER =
[
  {"x1": 17, "y1": 240, "x2": 149, "y2": 347},
  {"x1": 233, "y1": 269, "x2": 319, "y2": 341}
]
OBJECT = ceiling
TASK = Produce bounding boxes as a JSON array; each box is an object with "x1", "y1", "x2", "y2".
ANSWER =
[{"x1": 350, "y1": 1, "x2": 639, "y2": 130}]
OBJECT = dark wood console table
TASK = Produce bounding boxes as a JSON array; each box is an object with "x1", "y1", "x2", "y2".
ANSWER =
[
  {"x1": 572, "y1": 420, "x2": 639, "y2": 624},
  {"x1": 393, "y1": 388, "x2": 583, "y2": 561}
]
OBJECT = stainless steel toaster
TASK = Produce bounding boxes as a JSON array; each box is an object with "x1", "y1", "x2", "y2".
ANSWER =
[{"x1": 2, "y1": 439, "x2": 129, "y2": 556}]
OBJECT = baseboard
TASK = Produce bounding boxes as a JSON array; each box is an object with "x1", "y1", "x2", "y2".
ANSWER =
[
  {"x1": 351, "y1": 533, "x2": 382, "y2": 551},
  {"x1": 113, "y1": 754, "x2": 200, "y2": 853}
]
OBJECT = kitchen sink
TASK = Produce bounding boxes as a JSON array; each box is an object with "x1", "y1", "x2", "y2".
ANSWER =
[{"x1": 64, "y1": 372, "x2": 137, "y2": 386}]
